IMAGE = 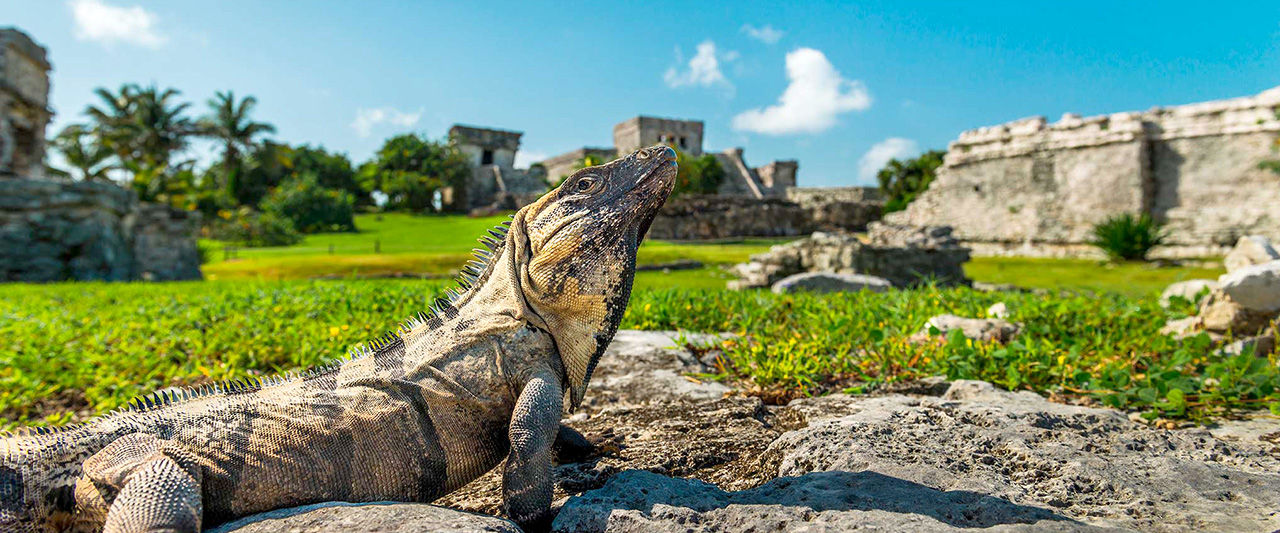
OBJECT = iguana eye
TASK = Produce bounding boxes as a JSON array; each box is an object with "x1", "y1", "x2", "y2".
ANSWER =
[{"x1": 575, "y1": 176, "x2": 599, "y2": 193}]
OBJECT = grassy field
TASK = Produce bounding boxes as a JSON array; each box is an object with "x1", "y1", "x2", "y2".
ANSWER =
[
  {"x1": 202, "y1": 213, "x2": 783, "y2": 281},
  {"x1": 1, "y1": 281, "x2": 1274, "y2": 429},
  {"x1": 200, "y1": 214, "x2": 1225, "y2": 297}
]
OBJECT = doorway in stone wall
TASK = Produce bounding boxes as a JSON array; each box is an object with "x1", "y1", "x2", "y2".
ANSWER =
[{"x1": 12, "y1": 125, "x2": 36, "y2": 175}]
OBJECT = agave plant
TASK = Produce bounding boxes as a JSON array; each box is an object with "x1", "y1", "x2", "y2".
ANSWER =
[{"x1": 1091, "y1": 213, "x2": 1166, "y2": 261}]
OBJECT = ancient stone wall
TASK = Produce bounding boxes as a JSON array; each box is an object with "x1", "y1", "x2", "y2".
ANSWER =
[
  {"x1": 613, "y1": 116, "x2": 703, "y2": 156},
  {"x1": 645, "y1": 193, "x2": 884, "y2": 241},
  {"x1": 0, "y1": 178, "x2": 202, "y2": 282},
  {"x1": 0, "y1": 28, "x2": 52, "y2": 179},
  {"x1": 888, "y1": 86, "x2": 1280, "y2": 256}
]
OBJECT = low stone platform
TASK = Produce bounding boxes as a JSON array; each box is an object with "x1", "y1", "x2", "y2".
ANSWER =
[{"x1": 219, "y1": 331, "x2": 1280, "y2": 532}]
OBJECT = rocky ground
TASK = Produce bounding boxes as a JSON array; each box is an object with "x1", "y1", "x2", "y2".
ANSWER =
[{"x1": 219, "y1": 330, "x2": 1280, "y2": 533}]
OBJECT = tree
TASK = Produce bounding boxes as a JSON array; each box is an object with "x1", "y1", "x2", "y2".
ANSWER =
[
  {"x1": 261, "y1": 173, "x2": 356, "y2": 233},
  {"x1": 876, "y1": 149, "x2": 945, "y2": 213},
  {"x1": 199, "y1": 91, "x2": 276, "y2": 185},
  {"x1": 285, "y1": 145, "x2": 366, "y2": 206},
  {"x1": 673, "y1": 150, "x2": 725, "y2": 196},
  {"x1": 361, "y1": 134, "x2": 469, "y2": 212},
  {"x1": 83, "y1": 83, "x2": 199, "y2": 194},
  {"x1": 50, "y1": 124, "x2": 114, "y2": 181}
]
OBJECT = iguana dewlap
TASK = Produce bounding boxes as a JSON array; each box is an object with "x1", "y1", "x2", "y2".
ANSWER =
[{"x1": 0, "y1": 145, "x2": 678, "y2": 533}]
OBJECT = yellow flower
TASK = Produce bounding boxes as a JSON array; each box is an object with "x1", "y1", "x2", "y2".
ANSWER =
[{"x1": 329, "y1": 326, "x2": 340, "y2": 337}]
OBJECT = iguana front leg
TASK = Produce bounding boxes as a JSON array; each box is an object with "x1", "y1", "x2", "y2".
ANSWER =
[
  {"x1": 503, "y1": 368, "x2": 562, "y2": 530},
  {"x1": 76, "y1": 433, "x2": 203, "y2": 533}
]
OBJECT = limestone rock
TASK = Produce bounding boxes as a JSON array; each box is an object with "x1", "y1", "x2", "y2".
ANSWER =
[
  {"x1": 210, "y1": 502, "x2": 520, "y2": 533},
  {"x1": 920, "y1": 314, "x2": 1021, "y2": 343},
  {"x1": 1198, "y1": 290, "x2": 1276, "y2": 335},
  {"x1": 1224, "y1": 235, "x2": 1280, "y2": 273},
  {"x1": 577, "y1": 330, "x2": 733, "y2": 411},
  {"x1": 1159, "y1": 316, "x2": 1204, "y2": 339},
  {"x1": 987, "y1": 302, "x2": 1010, "y2": 319},
  {"x1": 1159, "y1": 279, "x2": 1219, "y2": 308},
  {"x1": 729, "y1": 229, "x2": 969, "y2": 290},
  {"x1": 1218, "y1": 260, "x2": 1280, "y2": 312},
  {"x1": 1220, "y1": 331, "x2": 1277, "y2": 357},
  {"x1": 770, "y1": 271, "x2": 892, "y2": 294}
]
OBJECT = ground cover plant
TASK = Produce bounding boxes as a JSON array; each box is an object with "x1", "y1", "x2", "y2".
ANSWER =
[{"x1": 2, "y1": 280, "x2": 1273, "y2": 430}]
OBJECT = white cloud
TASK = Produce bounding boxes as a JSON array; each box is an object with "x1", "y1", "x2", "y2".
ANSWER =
[
  {"x1": 731, "y1": 47, "x2": 871, "y2": 135},
  {"x1": 69, "y1": 0, "x2": 166, "y2": 48},
  {"x1": 514, "y1": 150, "x2": 548, "y2": 169},
  {"x1": 741, "y1": 24, "x2": 785, "y2": 44},
  {"x1": 663, "y1": 40, "x2": 732, "y2": 91},
  {"x1": 350, "y1": 107, "x2": 423, "y2": 138},
  {"x1": 858, "y1": 138, "x2": 919, "y2": 182}
]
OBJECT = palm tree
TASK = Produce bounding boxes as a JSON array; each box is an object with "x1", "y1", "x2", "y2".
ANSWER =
[
  {"x1": 200, "y1": 91, "x2": 276, "y2": 176},
  {"x1": 127, "y1": 84, "x2": 198, "y2": 167},
  {"x1": 84, "y1": 83, "x2": 198, "y2": 169},
  {"x1": 50, "y1": 124, "x2": 114, "y2": 181}
]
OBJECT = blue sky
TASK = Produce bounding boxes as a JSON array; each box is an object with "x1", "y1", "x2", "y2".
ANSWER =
[{"x1": 3, "y1": 1, "x2": 1279, "y2": 187}]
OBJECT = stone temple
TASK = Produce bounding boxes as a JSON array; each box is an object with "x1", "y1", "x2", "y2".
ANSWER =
[
  {"x1": 542, "y1": 116, "x2": 798, "y2": 199},
  {"x1": 888, "y1": 86, "x2": 1280, "y2": 257},
  {"x1": 0, "y1": 28, "x2": 50, "y2": 179},
  {"x1": 444, "y1": 125, "x2": 547, "y2": 212},
  {"x1": 0, "y1": 27, "x2": 201, "y2": 282}
]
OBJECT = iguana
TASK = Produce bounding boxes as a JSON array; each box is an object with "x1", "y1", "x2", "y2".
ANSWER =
[{"x1": 0, "y1": 145, "x2": 678, "y2": 533}]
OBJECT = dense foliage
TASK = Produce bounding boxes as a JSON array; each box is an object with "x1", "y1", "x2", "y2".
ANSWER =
[
  {"x1": 877, "y1": 149, "x2": 945, "y2": 213},
  {"x1": 359, "y1": 134, "x2": 470, "y2": 212},
  {"x1": 261, "y1": 174, "x2": 357, "y2": 233},
  {"x1": 204, "y1": 208, "x2": 302, "y2": 247},
  {"x1": 1, "y1": 281, "x2": 1272, "y2": 428},
  {"x1": 1091, "y1": 213, "x2": 1167, "y2": 261},
  {"x1": 673, "y1": 150, "x2": 726, "y2": 196}
]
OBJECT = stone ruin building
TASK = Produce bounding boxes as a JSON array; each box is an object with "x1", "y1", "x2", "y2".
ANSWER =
[
  {"x1": 0, "y1": 28, "x2": 49, "y2": 179},
  {"x1": 445, "y1": 125, "x2": 547, "y2": 212},
  {"x1": 888, "y1": 85, "x2": 1280, "y2": 257},
  {"x1": 542, "y1": 116, "x2": 798, "y2": 199},
  {"x1": 0, "y1": 27, "x2": 201, "y2": 282}
]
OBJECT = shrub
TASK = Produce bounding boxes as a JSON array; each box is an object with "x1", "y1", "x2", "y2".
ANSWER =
[
  {"x1": 261, "y1": 173, "x2": 357, "y2": 233},
  {"x1": 877, "y1": 150, "x2": 945, "y2": 213},
  {"x1": 673, "y1": 151, "x2": 725, "y2": 196},
  {"x1": 1091, "y1": 213, "x2": 1166, "y2": 261},
  {"x1": 205, "y1": 208, "x2": 302, "y2": 247}
]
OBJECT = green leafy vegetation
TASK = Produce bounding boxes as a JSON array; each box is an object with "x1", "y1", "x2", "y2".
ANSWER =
[
  {"x1": 965, "y1": 256, "x2": 1223, "y2": 297},
  {"x1": 357, "y1": 133, "x2": 469, "y2": 213},
  {"x1": 876, "y1": 149, "x2": 944, "y2": 213},
  {"x1": 260, "y1": 174, "x2": 357, "y2": 233},
  {"x1": 1091, "y1": 213, "x2": 1167, "y2": 261},
  {"x1": 673, "y1": 150, "x2": 725, "y2": 196},
  {"x1": 2, "y1": 281, "x2": 1272, "y2": 428},
  {"x1": 205, "y1": 208, "x2": 303, "y2": 248}
]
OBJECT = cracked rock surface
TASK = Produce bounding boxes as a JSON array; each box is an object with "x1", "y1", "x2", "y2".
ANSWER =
[{"x1": 223, "y1": 331, "x2": 1280, "y2": 532}]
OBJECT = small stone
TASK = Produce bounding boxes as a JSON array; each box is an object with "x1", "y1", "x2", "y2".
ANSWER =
[
  {"x1": 210, "y1": 502, "x2": 520, "y2": 533},
  {"x1": 1224, "y1": 235, "x2": 1280, "y2": 273},
  {"x1": 1220, "y1": 332, "x2": 1277, "y2": 357},
  {"x1": 919, "y1": 314, "x2": 1021, "y2": 343},
  {"x1": 1218, "y1": 260, "x2": 1280, "y2": 312},
  {"x1": 1199, "y1": 290, "x2": 1276, "y2": 335},
  {"x1": 1159, "y1": 316, "x2": 1203, "y2": 338},
  {"x1": 770, "y1": 272, "x2": 893, "y2": 294},
  {"x1": 1160, "y1": 279, "x2": 1219, "y2": 308},
  {"x1": 986, "y1": 302, "x2": 1009, "y2": 319}
]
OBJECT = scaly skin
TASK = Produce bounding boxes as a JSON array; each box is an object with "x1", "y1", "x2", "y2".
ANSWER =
[{"x1": 0, "y1": 145, "x2": 678, "y2": 533}]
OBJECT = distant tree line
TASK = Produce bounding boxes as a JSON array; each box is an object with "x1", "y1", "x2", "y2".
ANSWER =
[
  {"x1": 876, "y1": 149, "x2": 945, "y2": 214},
  {"x1": 47, "y1": 84, "x2": 470, "y2": 247}
]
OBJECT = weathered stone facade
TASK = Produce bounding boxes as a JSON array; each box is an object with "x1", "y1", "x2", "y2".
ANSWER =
[
  {"x1": 544, "y1": 116, "x2": 799, "y2": 199},
  {"x1": 0, "y1": 178, "x2": 202, "y2": 282},
  {"x1": 445, "y1": 125, "x2": 548, "y2": 212},
  {"x1": 888, "y1": 86, "x2": 1280, "y2": 257},
  {"x1": 646, "y1": 193, "x2": 883, "y2": 241},
  {"x1": 728, "y1": 223, "x2": 971, "y2": 290},
  {"x1": 0, "y1": 28, "x2": 51, "y2": 179}
]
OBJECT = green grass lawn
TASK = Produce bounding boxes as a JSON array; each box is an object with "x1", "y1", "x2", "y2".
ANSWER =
[
  {"x1": 966, "y1": 257, "x2": 1224, "y2": 297},
  {"x1": 2, "y1": 280, "x2": 1274, "y2": 429},
  {"x1": 202, "y1": 213, "x2": 783, "y2": 281}
]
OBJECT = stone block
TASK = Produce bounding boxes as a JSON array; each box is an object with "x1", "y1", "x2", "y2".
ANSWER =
[
  {"x1": 1218, "y1": 260, "x2": 1280, "y2": 312},
  {"x1": 1159, "y1": 279, "x2": 1219, "y2": 308},
  {"x1": 771, "y1": 272, "x2": 892, "y2": 294},
  {"x1": 1224, "y1": 235, "x2": 1280, "y2": 273},
  {"x1": 919, "y1": 314, "x2": 1021, "y2": 343}
]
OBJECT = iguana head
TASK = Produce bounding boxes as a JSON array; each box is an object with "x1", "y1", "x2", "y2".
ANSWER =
[{"x1": 512, "y1": 145, "x2": 676, "y2": 409}]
